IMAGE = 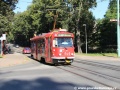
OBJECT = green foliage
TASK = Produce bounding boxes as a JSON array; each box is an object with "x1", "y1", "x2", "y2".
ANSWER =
[
  {"x1": 0, "y1": 0, "x2": 18, "y2": 17},
  {"x1": 67, "y1": 0, "x2": 97, "y2": 53},
  {"x1": 11, "y1": 0, "x2": 97, "y2": 48},
  {"x1": 0, "y1": 0, "x2": 18, "y2": 43},
  {"x1": 96, "y1": 0, "x2": 118, "y2": 53},
  {"x1": 105, "y1": 0, "x2": 117, "y2": 19},
  {"x1": 12, "y1": 11, "x2": 32, "y2": 45},
  {"x1": 4, "y1": 0, "x2": 118, "y2": 53},
  {"x1": 0, "y1": 15, "x2": 9, "y2": 32}
]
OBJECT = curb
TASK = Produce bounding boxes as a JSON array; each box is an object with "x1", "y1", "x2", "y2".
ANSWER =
[
  {"x1": 0, "y1": 54, "x2": 33, "y2": 69},
  {"x1": 75, "y1": 54, "x2": 120, "y2": 61}
]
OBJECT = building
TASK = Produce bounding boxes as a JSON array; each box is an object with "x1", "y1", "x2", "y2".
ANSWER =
[{"x1": 0, "y1": 34, "x2": 6, "y2": 55}]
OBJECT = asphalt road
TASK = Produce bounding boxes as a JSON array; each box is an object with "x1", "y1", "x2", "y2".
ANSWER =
[{"x1": 0, "y1": 45, "x2": 120, "y2": 90}]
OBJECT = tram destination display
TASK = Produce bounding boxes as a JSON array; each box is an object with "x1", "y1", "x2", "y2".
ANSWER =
[{"x1": 57, "y1": 34, "x2": 72, "y2": 37}]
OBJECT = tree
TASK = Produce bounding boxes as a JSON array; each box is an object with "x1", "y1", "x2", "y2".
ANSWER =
[
  {"x1": 66, "y1": 0, "x2": 97, "y2": 53},
  {"x1": 0, "y1": 31, "x2": 2, "y2": 37},
  {"x1": 12, "y1": 11, "x2": 32, "y2": 45},
  {"x1": 0, "y1": 0, "x2": 18, "y2": 19},
  {"x1": 12, "y1": 0, "x2": 97, "y2": 48},
  {"x1": 0, "y1": 15, "x2": 10, "y2": 33},
  {"x1": 105, "y1": 0, "x2": 117, "y2": 19},
  {"x1": 12, "y1": 0, "x2": 71, "y2": 45},
  {"x1": 0, "y1": 0, "x2": 18, "y2": 42},
  {"x1": 96, "y1": 0, "x2": 118, "y2": 53}
]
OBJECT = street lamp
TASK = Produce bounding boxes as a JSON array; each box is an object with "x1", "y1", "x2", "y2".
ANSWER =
[
  {"x1": 83, "y1": 24, "x2": 87, "y2": 54},
  {"x1": 110, "y1": 0, "x2": 120, "y2": 57},
  {"x1": 117, "y1": 0, "x2": 120, "y2": 57}
]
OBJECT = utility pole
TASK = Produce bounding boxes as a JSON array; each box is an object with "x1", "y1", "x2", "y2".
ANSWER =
[
  {"x1": 83, "y1": 24, "x2": 87, "y2": 54},
  {"x1": 53, "y1": 12, "x2": 58, "y2": 30},
  {"x1": 117, "y1": 0, "x2": 120, "y2": 57},
  {"x1": 110, "y1": 0, "x2": 120, "y2": 57},
  {"x1": 46, "y1": 9, "x2": 58, "y2": 31},
  {"x1": 0, "y1": 40, "x2": 2, "y2": 56}
]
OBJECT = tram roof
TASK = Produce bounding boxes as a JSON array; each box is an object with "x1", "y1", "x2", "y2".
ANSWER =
[{"x1": 30, "y1": 29, "x2": 74, "y2": 41}]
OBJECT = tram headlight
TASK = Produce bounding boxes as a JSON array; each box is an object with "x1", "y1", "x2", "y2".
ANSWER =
[
  {"x1": 71, "y1": 53, "x2": 74, "y2": 56},
  {"x1": 59, "y1": 49, "x2": 62, "y2": 52},
  {"x1": 59, "y1": 53, "x2": 62, "y2": 56}
]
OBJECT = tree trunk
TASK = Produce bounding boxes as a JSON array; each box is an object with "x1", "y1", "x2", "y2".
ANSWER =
[
  {"x1": 77, "y1": 28, "x2": 82, "y2": 53},
  {"x1": 76, "y1": 0, "x2": 83, "y2": 53}
]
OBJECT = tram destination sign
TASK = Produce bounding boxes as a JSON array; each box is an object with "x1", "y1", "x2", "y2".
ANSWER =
[{"x1": 57, "y1": 34, "x2": 72, "y2": 37}]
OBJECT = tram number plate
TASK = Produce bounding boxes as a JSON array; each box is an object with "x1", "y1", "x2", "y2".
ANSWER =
[{"x1": 66, "y1": 60, "x2": 70, "y2": 63}]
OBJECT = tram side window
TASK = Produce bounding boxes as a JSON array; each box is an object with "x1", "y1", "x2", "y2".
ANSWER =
[
  {"x1": 40, "y1": 39, "x2": 45, "y2": 53},
  {"x1": 38, "y1": 40, "x2": 41, "y2": 48},
  {"x1": 33, "y1": 42, "x2": 36, "y2": 50},
  {"x1": 31, "y1": 42, "x2": 35, "y2": 52},
  {"x1": 31, "y1": 42, "x2": 33, "y2": 48},
  {"x1": 40, "y1": 39, "x2": 45, "y2": 48},
  {"x1": 37, "y1": 40, "x2": 40, "y2": 53},
  {"x1": 31, "y1": 42, "x2": 34, "y2": 48}
]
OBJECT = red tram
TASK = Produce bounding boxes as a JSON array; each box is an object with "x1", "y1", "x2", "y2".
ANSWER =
[{"x1": 30, "y1": 28, "x2": 74, "y2": 65}]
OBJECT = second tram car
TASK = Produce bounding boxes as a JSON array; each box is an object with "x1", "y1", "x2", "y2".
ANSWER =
[{"x1": 30, "y1": 28, "x2": 74, "y2": 65}]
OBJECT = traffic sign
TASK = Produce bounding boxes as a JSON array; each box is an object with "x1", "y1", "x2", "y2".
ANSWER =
[{"x1": 110, "y1": 19, "x2": 117, "y2": 22}]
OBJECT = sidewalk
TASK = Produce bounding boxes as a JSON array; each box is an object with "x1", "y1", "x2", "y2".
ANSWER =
[
  {"x1": 0, "y1": 53, "x2": 32, "y2": 68},
  {"x1": 0, "y1": 53, "x2": 120, "y2": 69},
  {"x1": 75, "y1": 54, "x2": 120, "y2": 61}
]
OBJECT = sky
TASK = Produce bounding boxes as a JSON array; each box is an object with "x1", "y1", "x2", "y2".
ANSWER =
[{"x1": 14, "y1": 0, "x2": 109, "y2": 19}]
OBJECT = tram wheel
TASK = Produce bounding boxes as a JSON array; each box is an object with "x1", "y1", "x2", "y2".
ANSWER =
[
  {"x1": 31, "y1": 54, "x2": 33, "y2": 59},
  {"x1": 54, "y1": 63, "x2": 58, "y2": 66}
]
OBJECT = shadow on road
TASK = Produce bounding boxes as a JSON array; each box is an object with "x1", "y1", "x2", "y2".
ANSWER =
[{"x1": 0, "y1": 77, "x2": 97, "y2": 90}]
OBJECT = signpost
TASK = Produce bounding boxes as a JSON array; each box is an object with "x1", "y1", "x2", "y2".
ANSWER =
[
  {"x1": 0, "y1": 40, "x2": 2, "y2": 56},
  {"x1": 117, "y1": 0, "x2": 120, "y2": 57},
  {"x1": 110, "y1": 0, "x2": 120, "y2": 57},
  {"x1": 110, "y1": 19, "x2": 117, "y2": 22}
]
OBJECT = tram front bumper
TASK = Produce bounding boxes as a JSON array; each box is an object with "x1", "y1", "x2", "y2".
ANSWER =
[{"x1": 51, "y1": 57, "x2": 74, "y2": 64}]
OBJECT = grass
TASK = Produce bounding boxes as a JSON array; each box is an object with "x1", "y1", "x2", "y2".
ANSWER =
[
  {"x1": 75, "y1": 53, "x2": 118, "y2": 57},
  {"x1": 0, "y1": 54, "x2": 3, "y2": 58}
]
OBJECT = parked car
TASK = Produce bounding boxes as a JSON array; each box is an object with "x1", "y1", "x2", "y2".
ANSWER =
[
  {"x1": 15, "y1": 44, "x2": 19, "y2": 48},
  {"x1": 22, "y1": 47, "x2": 31, "y2": 54}
]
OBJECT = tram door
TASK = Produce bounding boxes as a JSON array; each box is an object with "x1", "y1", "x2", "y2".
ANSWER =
[
  {"x1": 33, "y1": 41, "x2": 37, "y2": 59},
  {"x1": 46, "y1": 38, "x2": 51, "y2": 62}
]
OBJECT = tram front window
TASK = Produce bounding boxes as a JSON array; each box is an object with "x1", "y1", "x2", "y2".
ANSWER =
[{"x1": 53, "y1": 38, "x2": 73, "y2": 47}]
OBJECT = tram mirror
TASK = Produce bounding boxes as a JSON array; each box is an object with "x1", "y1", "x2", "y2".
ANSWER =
[
  {"x1": 53, "y1": 39, "x2": 58, "y2": 47},
  {"x1": 55, "y1": 44, "x2": 57, "y2": 47}
]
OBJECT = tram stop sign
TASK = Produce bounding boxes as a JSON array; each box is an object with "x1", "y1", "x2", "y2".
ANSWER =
[{"x1": 110, "y1": 19, "x2": 117, "y2": 22}]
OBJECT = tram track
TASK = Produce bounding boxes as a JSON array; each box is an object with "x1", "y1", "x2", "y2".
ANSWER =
[
  {"x1": 74, "y1": 60, "x2": 120, "y2": 71},
  {"x1": 69, "y1": 65, "x2": 120, "y2": 84},
  {"x1": 56, "y1": 65, "x2": 120, "y2": 90}
]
